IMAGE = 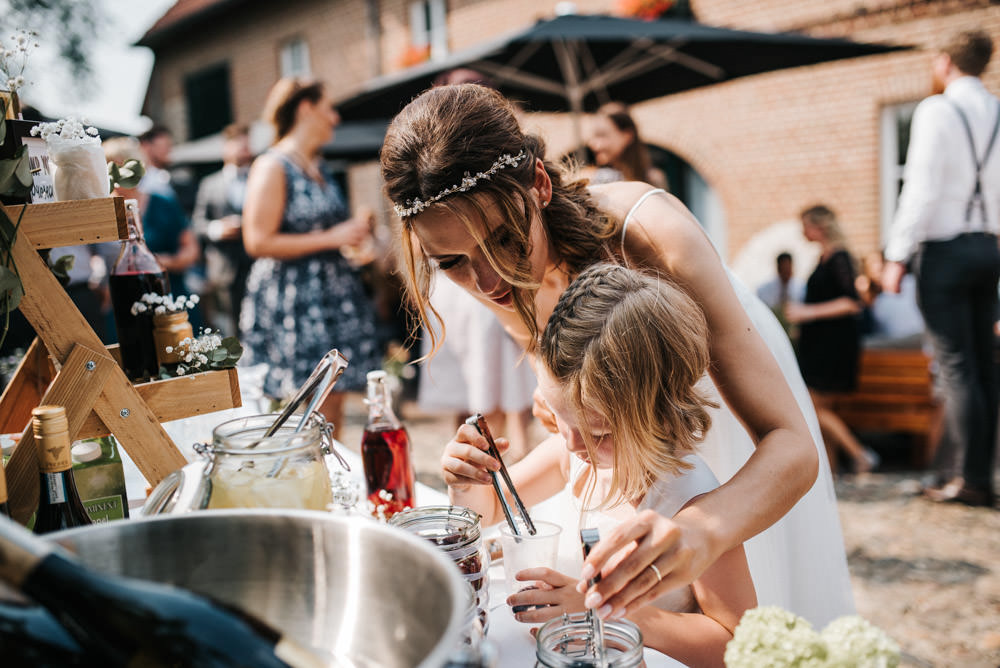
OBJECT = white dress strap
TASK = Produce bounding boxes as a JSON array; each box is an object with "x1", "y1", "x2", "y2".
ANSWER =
[{"x1": 621, "y1": 188, "x2": 670, "y2": 247}]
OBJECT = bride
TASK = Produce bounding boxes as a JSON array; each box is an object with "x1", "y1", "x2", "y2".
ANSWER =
[{"x1": 380, "y1": 83, "x2": 854, "y2": 627}]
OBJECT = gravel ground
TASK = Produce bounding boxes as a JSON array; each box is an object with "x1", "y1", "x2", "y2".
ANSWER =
[{"x1": 340, "y1": 396, "x2": 1000, "y2": 667}]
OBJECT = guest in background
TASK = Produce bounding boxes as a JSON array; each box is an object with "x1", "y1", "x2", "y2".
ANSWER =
[
  {"x1": 192, "y1": 123, "x2": 255, "y2": 336},
  {"x1": 240, "y1": 77, "x2": 381, "y2": 437},
  {"x1": 786, "y1": 205, "x2": 877, "y2": 474},
  {"x1": 139, "y1": 124, "x2": 197, "y2": 217},
  {"x1": 757, "y1": 252, "x2": 806, "y2": 310},
  {"x1": 586, "y1": 102, "x2": 668, "y2": 188},
  {"x1": 882, "y1": 30, "x2": 999, "y2": 507}
]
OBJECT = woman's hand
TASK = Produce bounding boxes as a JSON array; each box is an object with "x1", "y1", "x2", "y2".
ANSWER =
[
  {"x1": 508, "y1": 568, "x2": 585, "y2": 625},
  {"x1": 575, "y1": 509, "x2": 716, "y2": 619},
  {"x1": 326, "y1": 216, "x2": 372, "y2": 251},
  {"x1": 782, "y1": 301, "x2": 812, "y2": 324},
  {"x1": 440, "y1": 423, "x2": 504, "y2": 489}
]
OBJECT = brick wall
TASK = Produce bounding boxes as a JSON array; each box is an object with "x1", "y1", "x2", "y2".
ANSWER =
[{"x1": 143, "y1": 0, "x2": 1000, "y2": 260}]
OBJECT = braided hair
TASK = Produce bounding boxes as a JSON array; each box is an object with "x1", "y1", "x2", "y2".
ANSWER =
[{"x1": 540, "y1": 263, "x2": 715, "y2": 507}]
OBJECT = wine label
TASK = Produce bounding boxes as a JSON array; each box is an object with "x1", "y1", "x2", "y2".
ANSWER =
[
  {"x1": 36, "y1": 436, "x2": 73, "y2": 474},
  {"x1": 42, "y1": 473, "x2": 67, "y2": 504}
]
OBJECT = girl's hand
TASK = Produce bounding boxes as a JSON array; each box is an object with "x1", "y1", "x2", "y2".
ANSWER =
[
  {"x1": 440, "y1": 423, "x2": 505, "y2": 489},
  {"x1": 575, "y1": 509, "x2": 715, "y2": 619},
  {"x1": 508, "y1": 568, "x2": 584, "y2": 625}
]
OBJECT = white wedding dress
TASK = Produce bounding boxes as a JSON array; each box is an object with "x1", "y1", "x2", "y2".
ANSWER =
[{"x1": 536, "y1": 189, "x2": 854, "y2": 629}]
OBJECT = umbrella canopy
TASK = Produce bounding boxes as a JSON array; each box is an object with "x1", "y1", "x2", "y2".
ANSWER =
[{"x1": 335, "y1": 13, "x2": 907, "y2": 123}]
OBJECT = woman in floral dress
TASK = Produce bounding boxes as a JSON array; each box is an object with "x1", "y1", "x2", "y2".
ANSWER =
[{"x1": 240, "y1": 78, "x2": 381, "y2": 436}]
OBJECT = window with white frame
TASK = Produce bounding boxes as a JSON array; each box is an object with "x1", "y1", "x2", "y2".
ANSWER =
[
  {"x1": 879, "y1": 101, "x2": 918, "y2": 243},
  {"x1": 280, "y1": 37, "x2": 311, "y2": 77},
  {"x1": 410, "y1": 0, "x2": 448, "y2": 61}
]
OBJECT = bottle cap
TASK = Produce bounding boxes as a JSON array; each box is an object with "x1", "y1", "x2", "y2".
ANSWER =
[
  {"x1": 367, "y1": 370, "x2": 387, "y2": 382},
  {"x1": 32, "y1": 405, "x2": 72, "y2": 473},
  {"x1": 71, "y1": 440, "x2": 103, "y2": 463}
]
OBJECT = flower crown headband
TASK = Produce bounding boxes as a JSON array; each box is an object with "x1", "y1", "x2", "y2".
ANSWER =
[{"x1": 393, "y1": 150, "x2": 527, "y2": 218}]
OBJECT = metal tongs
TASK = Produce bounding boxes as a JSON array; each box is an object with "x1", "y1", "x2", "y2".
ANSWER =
[
  {"x1": 580, "y1": 528, "x2": 607, "y2": 668},
  {"x1": 465, "y1": 413, "x2": 536, "y2": 536},
  {"x1": 259, "y1": 349, "x2": 351, "y2": 472}
]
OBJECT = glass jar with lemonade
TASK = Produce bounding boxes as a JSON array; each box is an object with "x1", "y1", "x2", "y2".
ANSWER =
[{"x1": 199, "y1": 413, "x2": 334, "y2": 510}]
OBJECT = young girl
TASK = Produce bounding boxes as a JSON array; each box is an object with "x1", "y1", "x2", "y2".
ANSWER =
[
  {"x1": 443, "y1": 264, "x2": 756, "y2": 668},
  {"x1": 382, "y1": 83, "x2": 852, "y2": 627}
]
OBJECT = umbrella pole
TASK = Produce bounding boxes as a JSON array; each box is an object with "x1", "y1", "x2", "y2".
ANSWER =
[{"x1": 553, "y1": 38, "x2": 587, "y2": 163}]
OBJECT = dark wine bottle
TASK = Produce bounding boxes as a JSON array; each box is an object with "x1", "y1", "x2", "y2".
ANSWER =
[
  {"x1": 31, "y1": 405, "x2": 93, "y2": 534},
  {"x1": 0, "y1": 456, "x2": 9, "y2": 518},
  {"x1": 0, "y1": 600, "x2": 90, "y2": 667},
  {"x1": 108, "y1": 198, "x2": 170, "y2": 381},
  {"x1": 0, "y1": 515, "x2": 326, "y2": 668},
  {"x1": 361, "y1": 370, "x2": 416, "y2": 519}
]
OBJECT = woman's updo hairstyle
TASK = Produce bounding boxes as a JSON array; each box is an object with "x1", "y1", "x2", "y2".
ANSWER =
[{"x1": 263, "y1": 77, "x2": 325, "y2": 142}]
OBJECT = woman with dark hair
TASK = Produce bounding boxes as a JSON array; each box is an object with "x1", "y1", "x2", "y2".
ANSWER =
[
  {"x1": 240, "y1": 77, "x2": 381, "y2": 435},
  {"x1": 587, "y1": 102, "x2": 668, "y2": 188},
  {"x1": 381, "y1": 84, "x2": 853, "y2": 628}
]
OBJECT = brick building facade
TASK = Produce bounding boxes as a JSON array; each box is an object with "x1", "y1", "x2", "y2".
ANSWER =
[{"x1": 139, "y1": 0, "x2": 1000, "y2": 264}]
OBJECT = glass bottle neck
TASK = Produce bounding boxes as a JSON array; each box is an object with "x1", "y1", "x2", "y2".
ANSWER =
[{"x1": 365, "y1": 380, "x2": 400, "y2": 429}]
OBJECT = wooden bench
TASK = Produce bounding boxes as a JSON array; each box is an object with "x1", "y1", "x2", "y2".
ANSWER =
[{"x1": 831, "y1": 347, "x2": 942, "y2": 468}]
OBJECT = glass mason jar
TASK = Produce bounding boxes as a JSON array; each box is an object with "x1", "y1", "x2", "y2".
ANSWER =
[
  {"x1": 197, "y1": 413, "x2": 335, "y2": 511},
  {"x1": 389, "y1": 506, "x2": 490, "y2": 634},
  {"x1": 535, "y1": 613, "x2": 645, "y2": 668}
]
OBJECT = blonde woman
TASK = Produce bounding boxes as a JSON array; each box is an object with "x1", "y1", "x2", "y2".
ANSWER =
[
  {"x1": 443, "y1": 264, "x2": 756, "y2": 668},
  {"x1": 786, "y1": 205, "x2": 875, "y2": 474},
  {"x1": 240, "y1": 78, "x2": 381, "y2": 434}
]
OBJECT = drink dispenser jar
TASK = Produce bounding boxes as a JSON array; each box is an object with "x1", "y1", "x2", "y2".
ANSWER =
[{"x1": 535, "y1": 613, "x2": 645, "y2": 668}]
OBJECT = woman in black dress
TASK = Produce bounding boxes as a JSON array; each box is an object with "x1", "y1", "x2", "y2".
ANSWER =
[{"x1": 787, "y1": 204, "x2": 876, "y2": 474}]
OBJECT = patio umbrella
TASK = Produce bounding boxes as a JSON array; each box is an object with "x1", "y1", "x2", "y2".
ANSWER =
[{"x1": 335, "y1": 13, "x2": 906, "y2": 134}]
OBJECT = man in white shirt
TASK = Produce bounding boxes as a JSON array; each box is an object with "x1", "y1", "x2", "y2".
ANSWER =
[{"x1": 883, "y1": 30, "x2": 1000, "y2": 507}]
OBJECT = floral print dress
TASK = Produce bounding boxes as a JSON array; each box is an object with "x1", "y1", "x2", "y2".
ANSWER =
[{"x1": 240, "y1": 151, "x2": 380, "y2": 397}]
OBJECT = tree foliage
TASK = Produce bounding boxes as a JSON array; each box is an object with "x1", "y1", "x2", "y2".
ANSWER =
[{"x1": 0, "y1": 0, "x2": 106, "y2": 91}]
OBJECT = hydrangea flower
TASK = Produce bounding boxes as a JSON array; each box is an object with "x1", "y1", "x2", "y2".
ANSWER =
[{"x1": 725, "y1": 607, "x2": 901, "y2": 668}]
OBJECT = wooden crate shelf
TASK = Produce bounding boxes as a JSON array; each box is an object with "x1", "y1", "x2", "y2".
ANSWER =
[{"x1": 0, "y1": 196, "x2": 242, "y2": 523}]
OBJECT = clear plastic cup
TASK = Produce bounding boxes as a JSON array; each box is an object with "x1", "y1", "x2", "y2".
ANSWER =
[{"x1": 499, "y1": 519, "x2": 562, "y2": 607}]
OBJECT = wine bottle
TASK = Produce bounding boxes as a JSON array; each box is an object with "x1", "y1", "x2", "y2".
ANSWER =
[
  {"x1": 0, "y1": 515, "x2": 326, "y2": 667},
  {"x1": 108, "y1": 198, "x2": 170, "y2": 381},
  {"x1": 0, "y1": 599, "x2": 89, "y2": 667},
  {"x1": 0, "y1": 459, "x2": 9, "y2": 518},
  {"x1": 31, "y1": 405, "x2": 93, "y2": 534},
  {"x1": 361, "y1": 370, "x2": 416, "y2": 519}
]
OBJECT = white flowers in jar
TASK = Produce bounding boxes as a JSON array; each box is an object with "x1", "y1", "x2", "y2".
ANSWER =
[{"x1": 30, "y1": 117, "x2": 106, "y2": 201}]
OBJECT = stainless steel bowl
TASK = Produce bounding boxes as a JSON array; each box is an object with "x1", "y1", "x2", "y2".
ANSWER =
[{"x1": 50, "y1": 510, "x2": 468, "y2": 667}]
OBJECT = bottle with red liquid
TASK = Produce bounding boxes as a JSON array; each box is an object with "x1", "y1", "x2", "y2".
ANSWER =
[
  {"x1": 361, "y1": 370, "x2": 416, "y2": 519},
  {"x1": 109, "y1": 199, "x2": 170, "y2": 381}
]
